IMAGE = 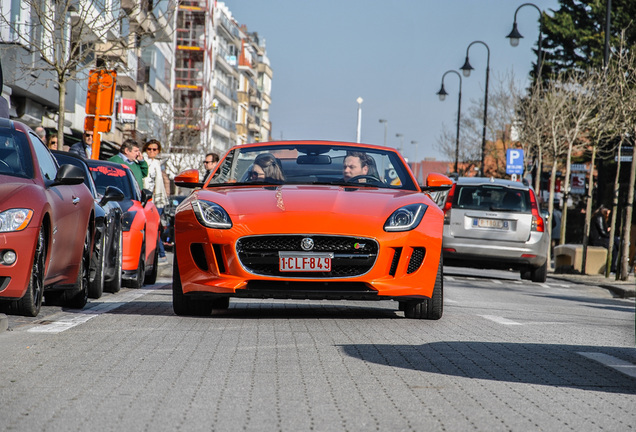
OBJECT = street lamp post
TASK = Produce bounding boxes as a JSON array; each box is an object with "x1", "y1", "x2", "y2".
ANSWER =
[
  {"x1": 436, "y1": 70, "x2": 463, "y2": 174},
  {"x1": 379, "y1": 119, "x2": 388, "y2": 147},
  {"x1": 411, "y1": 140, "x2": 418, "y2": 164},
  {"x1": 396, "y1": 133, "x2": 404, "y2": 154},
  {"x1": 460, "y1": 40, "x2": 490, "y2": 177},
  {"x1": 356, "y1": 97, "x2": 363, "y2": 143},
  {"x1": 506, "y1": 3, "x2": 544, "y2": 80}
]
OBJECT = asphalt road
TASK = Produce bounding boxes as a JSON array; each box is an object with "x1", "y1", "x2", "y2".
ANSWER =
[{"x1": 1, "y1": 264, "x2": 634, "y2": 431}]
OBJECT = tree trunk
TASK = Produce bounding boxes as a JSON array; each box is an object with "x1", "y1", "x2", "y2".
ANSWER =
[
  {"x1": 57, "y1": 78, "x2": 66, "y2": 150},
  {"x1": 559, "y1": 144, "x2": 574, "y2": 245},
  {"x1": 547, "y1": 159, "x2": 557, "y2": 269},
  {"x1": 607, "y1": 145, "x2": 621, "y2": 278},
  {"x1": 581, "y1": 146, "x2": 596, "y2": 275},
  {"x1": 619, "y1": 138, "x2": 636, "y2": 280}
]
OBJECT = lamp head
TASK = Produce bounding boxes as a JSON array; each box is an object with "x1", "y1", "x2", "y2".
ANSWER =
[
  {"x1": 506, "y1": 22, "x2": 523, "y2": 47},
  {"x1": 436, "y1": 84, "x2": 448, "y2": 101},
  {"x1": 460, "y1": 56, "x2": 473, "y2": 77}
]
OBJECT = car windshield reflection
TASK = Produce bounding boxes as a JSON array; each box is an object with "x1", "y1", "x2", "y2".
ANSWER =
[{"x1": 207, "y1": 143, "x2": 416, "y2": 191}]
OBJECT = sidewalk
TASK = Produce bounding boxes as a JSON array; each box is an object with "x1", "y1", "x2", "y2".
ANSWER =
[{"x1": 549, "y1": 270, "x2": 636, "y2": 298}]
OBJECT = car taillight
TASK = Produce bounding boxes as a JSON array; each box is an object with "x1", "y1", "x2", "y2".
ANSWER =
[
  {"x1": 528, "y1": 189, "x2": 544, "y2": 232},
  {"x1": 442, "y1": 184, "x2": 456, "y2": 225}
]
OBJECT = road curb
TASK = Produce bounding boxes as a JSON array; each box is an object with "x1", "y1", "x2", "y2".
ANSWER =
[{"x1": 0, "y1": 313, "x2": 8, "y2": 333}]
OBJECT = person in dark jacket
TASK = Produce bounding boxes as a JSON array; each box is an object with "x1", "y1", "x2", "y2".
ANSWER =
[
  {"x1": 589, "y1": 205, "x2": 618, "y2": 272},
  {"x1": 69, "y1": 130, "x2": 94, "y2": 158}
]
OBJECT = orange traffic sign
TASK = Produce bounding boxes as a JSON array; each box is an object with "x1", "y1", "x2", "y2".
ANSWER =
[
  {"x1": 84, "y1": 116, "x2": 112, "y2": 133},
  {"x1": 86, "y1": 69, "x2": 117, "y2": 116}
]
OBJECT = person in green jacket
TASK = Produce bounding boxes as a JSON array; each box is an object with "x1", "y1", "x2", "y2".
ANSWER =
[{"x1": 108, "y1": 139, "x2": 148, "y2": 190}]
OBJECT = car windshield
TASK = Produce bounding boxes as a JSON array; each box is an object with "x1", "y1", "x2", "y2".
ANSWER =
[
  {"x1": 207, "y1": 143, "x2": 417, "y2": 190},
  {"x1": 0, "y1": 129, "x2": 34, "y2": 179},
  {"x1": 89, "y1": 163, "x2": 136, "y2": 200},
  {"x1": 454, "y1": 185, "x2": 531, "y2": 213}
]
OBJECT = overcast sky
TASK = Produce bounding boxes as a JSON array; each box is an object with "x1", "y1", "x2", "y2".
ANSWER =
[{"x1": 227, "y1": 0, "x2": 560, "y2": 161}]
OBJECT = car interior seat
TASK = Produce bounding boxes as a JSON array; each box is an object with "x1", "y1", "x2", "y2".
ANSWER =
[{"x1": 502, "y1": 191, "x2": 523, "y2": 210}]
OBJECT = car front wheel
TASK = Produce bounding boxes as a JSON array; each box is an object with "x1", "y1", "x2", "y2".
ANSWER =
[
  {"x1": 172, "y1": 254, "x2": 213, "y2": 316},
  {"x1": 14, "y1": 227, "x2": 46, "y2": 317},
  {"x1": 404, "y1": 257, "x2": 443, "y2": 320}
]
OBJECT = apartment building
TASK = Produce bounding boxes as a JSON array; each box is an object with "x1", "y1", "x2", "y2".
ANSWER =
[
  {"x1": 0, "y1": 1, "x2": 174, "y2": 155},
  {"x1": 173, "y1": 1, "x2": 272, "y2": 157},
  {"x1": 0, "y1": 1, "x2": 271, "y2": 161}
]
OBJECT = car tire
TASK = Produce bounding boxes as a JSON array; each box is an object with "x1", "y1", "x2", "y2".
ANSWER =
[
  {"x1": 530, "y1": 260, "x2": 548, "y2": 283},
  {"x1": 65, "y1": 230, "x2": 90, "y2": 309},
  {"x1": 130, "y1": 250, "x2": 145, "y2": 289},
  {"x1": 144, "y1": 236, "x2": 160, "y2": 285},
  {"x1": 88, "y1": 232, "x2": 106, "y2": 299},
  {"x1": 15, "y1": 227, "x2": 46, "y2": 317},
  {"x1": 172, "y1": 253, "x2": 213, "y2": 316},
  {"x1": 105, "y1": 231, "x2": 122, "y2": 293},
  {"x1": 404, "y1": 257, "x2": 443, "y2": 320}
]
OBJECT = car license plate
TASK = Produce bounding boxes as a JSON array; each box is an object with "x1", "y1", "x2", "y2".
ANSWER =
[
  {"x1": 279, "y1": 252, "x2": 333, "y2": 272},
  {"x1": 475, "y1": 218, "x2": 508, "y2": 229}
]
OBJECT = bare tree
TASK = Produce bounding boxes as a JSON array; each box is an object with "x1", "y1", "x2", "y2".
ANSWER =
[
  {"x1": 0, "y1": 1, "x2": 172, "y2": 150},
  {"x1": 604, "y1": 41, "x2": 636, "y2": 280},
  {"x1": 554, "y1": 71, "x2": 598, "y2": 247}
]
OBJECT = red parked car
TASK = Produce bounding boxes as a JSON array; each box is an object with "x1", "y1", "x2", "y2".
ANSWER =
[
  {"x1": 87, "y1": 159, "x2": 161, "y2": 288},
  {"x1": 0, "y1": 119, "x2": 95, "y2": 316}
]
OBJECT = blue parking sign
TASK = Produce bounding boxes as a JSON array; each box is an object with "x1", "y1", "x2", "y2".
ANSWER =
[{"x1": 506, "y1": 149, "x2": 524, "y2": 175}]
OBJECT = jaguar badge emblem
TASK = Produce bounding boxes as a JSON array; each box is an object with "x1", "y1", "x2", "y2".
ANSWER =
[{"x1": 300, "y1": 237, "x2": 314, "y2": 251}]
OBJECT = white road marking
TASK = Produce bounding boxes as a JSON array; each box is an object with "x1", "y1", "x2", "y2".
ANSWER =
[
  {"x1": 578, "y1": 352, "x2": 636, "y2": 379},
  {"x1": 28, "y1": 288, "x2": 158, "y2": 334},
  {"x1": 491, "y1": 280, "x2": 502, "y2": 284},
  {"x1": 479, "y1": 315, "x2": 522, "y2": 326}
]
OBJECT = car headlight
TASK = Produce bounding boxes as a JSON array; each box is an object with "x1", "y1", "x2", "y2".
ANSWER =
[
  {"x1": 0, "y1": 209, "x2": 34, "y2": 232},
  {"x1": 192, "y1": 199, "x2": 232, "y2": 229},
  {"x1": 384, "y1": 204, "x2": 427, "y2": 232},
  {"x1": 122, "y1": 211, "x2": 137, "y2": 232}
]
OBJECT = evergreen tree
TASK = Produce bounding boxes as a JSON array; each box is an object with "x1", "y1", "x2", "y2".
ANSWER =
[{"x1": 541, "y1": 0, "x2": 636, "y2": 77}]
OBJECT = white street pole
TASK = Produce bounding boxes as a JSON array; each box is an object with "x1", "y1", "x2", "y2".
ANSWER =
[{"x1": 356, "y1": 97, "x2": 363, "y2": 143}]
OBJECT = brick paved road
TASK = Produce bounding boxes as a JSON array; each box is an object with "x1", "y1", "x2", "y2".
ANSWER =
[{"x1": 0, "y1": 270, "x2": 634, "y2": 431}]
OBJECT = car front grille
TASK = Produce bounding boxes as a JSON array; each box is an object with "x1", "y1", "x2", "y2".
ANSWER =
[{"x1": 236, "y1": 235, "x2": 379, "y2": 278}]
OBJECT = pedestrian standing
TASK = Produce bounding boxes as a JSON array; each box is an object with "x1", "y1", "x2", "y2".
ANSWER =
[
  {"x1": 108, "y1": 139, "x2": 148, "y2": 190},
  {"x1": 47, "y1": 135, "x2": 58, "y2": 150},
  {"x1": 69, "y1": 129, "x2": 94, "y2": 158},
  {"x1": 143, "y1": 139, "x2": 168, "y2": 263}
]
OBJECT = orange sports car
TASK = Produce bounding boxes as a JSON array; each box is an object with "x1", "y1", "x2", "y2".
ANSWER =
[
  {"x1": 87, "y1": 160, "x2": 161, "y2": 289},
  {"x1": 173, "y1": 141, "x2": 452, "y2": 319}
]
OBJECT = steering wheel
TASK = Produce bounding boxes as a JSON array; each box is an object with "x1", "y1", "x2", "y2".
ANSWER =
[{"x1": 346, "y1": 174, "x2": 384, "y2": 184}]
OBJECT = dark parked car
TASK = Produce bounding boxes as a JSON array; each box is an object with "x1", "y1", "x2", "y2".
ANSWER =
[
  {"x1": 53, "y1": 151, "x2": 125, "y2": 298},
  {"x1": 160, "y1": 195, "x2": 186, "y2": 250},
  {"x1": 0, "y1": 119, "x2": 95, "y2": 316}
]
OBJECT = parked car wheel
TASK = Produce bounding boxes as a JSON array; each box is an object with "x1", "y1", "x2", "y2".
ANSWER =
[
  {"x1": 173, "y1": 254, "x2": 213, "y2": 316},
  {"x1": 65, "y1": 230, "x2": 91, "y2": 309},
  {"x1": 130, "y1": 246, "x2": 145, "y2": 289},
  {"x1": 105, "y1": 231, "x2": 123, "y2": 293},
  {"x1": 14, "y1": 227, "x2": 46, "y2": 317},
  {"x1": 88, "y1": 232, "x2": 106, "y2": 299},
  {"x1": 530, "y1": 260, "x2": 548, "y2": 283},
  {"x1": 144, "y1": 236, "x2": 160, "y2": 285},
  {"x1": 404, "y1": 258, "x2": 443, "y2": 320}
]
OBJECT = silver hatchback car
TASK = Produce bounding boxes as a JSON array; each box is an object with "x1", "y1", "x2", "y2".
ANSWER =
[{"x1": 440, "y1": 177, "x2": 549, "y2": 282}]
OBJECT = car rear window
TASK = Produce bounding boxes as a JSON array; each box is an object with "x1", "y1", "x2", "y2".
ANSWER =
[{"x1": 454, "y1": 185, "x2": 530, "y2": 213}]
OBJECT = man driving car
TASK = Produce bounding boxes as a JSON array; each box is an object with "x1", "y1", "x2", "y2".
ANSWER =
[{"x1": 343, "y1": 151, "x2": 375, "y2": 181}]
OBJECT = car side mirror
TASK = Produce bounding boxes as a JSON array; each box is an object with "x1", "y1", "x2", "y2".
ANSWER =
[
  {"x1": 141, "y1": 189, "x2": 153, "y2": 207},
  {"x1": 52, "y1": 164, "x2": 85, "y2": 186},
  {"x1": 175, "y1": 169, "x2": 203, "y2": 188},
  {"x1": 420, "y1": 172, "x2": 453, "y2": 192},
  {"x1": 99, "y1": 186, "x2": 125, "y2": 206}
]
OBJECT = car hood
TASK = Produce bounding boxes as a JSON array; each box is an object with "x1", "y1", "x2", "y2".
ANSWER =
[
  {"x1": 194, "y1": 185, "x2": 437, "y2": 232},
  {"x1": 0, "y1": 177, "x2": 39, "y2": 208}
]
